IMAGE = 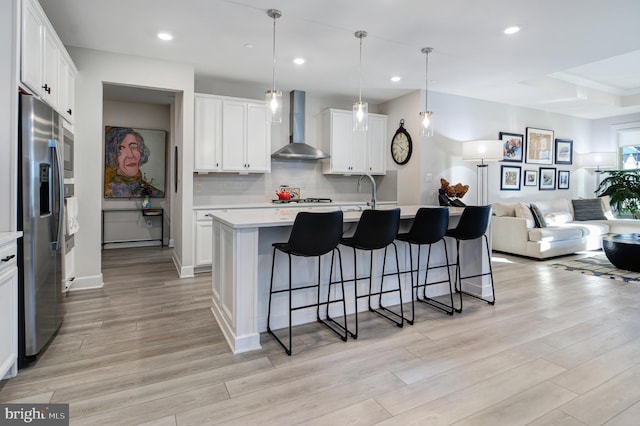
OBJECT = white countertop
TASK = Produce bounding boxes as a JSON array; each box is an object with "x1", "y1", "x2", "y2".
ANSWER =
[
  {"x1": 194, "y1": 200, "x2": 398, "y2": 211},
  {"x1": 208, "y1": 205, "x2": 464, "y2": 229},
  {"x1": 0, "y1": 231, "x2": 22, "y2": 245}
]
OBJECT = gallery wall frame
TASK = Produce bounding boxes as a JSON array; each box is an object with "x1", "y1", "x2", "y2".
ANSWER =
[
  {"x1": 555, "y1": 139, "x2": 573, "y2": 165},
  {"x1": 526, "y1": 127, "x2": 554, "y2": 165},
  {"x1": 104, "y1": 126, "x2": 167, "y2": 199},
  {"x1": 523, "y1": 170, "x2": 538, "y2": 186},
  {"x1": 500, "y1": 165, "x2": 521, "y2": 190},
  {"x1": 539, "y1": 167, "x2": 556, "y2": 190},
  {"x1": 558, "y1": 170, "x2": 570, "y2": 189},
  {"x1": 499, "y1": 131, "x2": 524, "y2": 162}
]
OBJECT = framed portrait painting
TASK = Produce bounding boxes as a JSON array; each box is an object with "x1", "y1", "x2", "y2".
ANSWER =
[
  {"x1": 558, "y1": 170, "x2": 570, "y2": 189},
  {"x1": 499, "y1": 132, "x2": 524, "y2": 162},
  {"x1": 539, "y1": 167, "x2": 556, "y2": 190},
  {"x1": 523, "y1": 170, "x2": 538, "y2": 187},
  {"x1": 555, "y1": 139, "x2": 573, "y2": 164},
  {"x1": 500, "y1": 165, "x2": 521, "y2": 190},
  {"x1": 104, "y1": 126, "x2": 167, "y2": 198},
  {"x1": 526, "y1": 127, "x2": 554, "y2": 165}
]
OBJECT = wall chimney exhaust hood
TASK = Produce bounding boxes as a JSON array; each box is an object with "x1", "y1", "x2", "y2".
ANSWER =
[{"x1": 271, "y1": 90, "x2": 330, "y2": 160}]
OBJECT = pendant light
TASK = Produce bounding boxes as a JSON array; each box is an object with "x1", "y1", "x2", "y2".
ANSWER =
[
  {"x1": 353, "y1": 30, "x2": 368, "y2": 132},
  {"x1": 419, "y1": 47, "x2": 434, "y2": 137},
  {"x1": 265, "y1": 9, "x2": 282, "y2": 124}
]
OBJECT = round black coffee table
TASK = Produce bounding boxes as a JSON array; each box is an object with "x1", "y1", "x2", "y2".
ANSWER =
[{"x1": 602, "y1": 233, "x2": 640, "y2": 272}]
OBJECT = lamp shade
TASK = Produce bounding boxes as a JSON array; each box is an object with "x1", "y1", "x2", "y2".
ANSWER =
[
  {"x1": 462, "y1": 140, "x2": 503, "y2": 162},
  {"x1": 578, "y1": 152, "x2": 617, "y2": 169}
]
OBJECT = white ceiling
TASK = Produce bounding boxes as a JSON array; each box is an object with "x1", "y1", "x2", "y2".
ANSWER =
[{"x1": 39, "y1": 0, "x2": 640, "y2": 119}]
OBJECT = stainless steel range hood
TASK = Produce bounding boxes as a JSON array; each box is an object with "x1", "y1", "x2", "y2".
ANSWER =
[{"x1": 271, "y1": 90, "x2": 329, "y2": 160}]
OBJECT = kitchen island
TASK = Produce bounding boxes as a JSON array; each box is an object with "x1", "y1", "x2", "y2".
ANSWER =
[{"x1": 208, "y1": 205, "x2": 491, "y2": 353}]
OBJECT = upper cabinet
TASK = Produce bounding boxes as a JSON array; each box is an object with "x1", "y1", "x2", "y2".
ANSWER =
[
  {"x1": 20, "y1": 0, "x2": 77, "y2": 123},
  {"x1": 321, "y1": 109, "x2": 387, "y2": 175},
  {"x1": 194, "y1": 93, "x2": 271, "y2": 174},
  {"x1": 194, "y1": 95, "x2": 222, "y2": 171}
]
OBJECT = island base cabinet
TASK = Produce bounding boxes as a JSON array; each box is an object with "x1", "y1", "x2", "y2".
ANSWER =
[
  {"x1": 0, "y1": 259, "x2": 18, "y2": 380},
  {"x1": 210, "y1": 222, "x2": 262, "y2": 354}
]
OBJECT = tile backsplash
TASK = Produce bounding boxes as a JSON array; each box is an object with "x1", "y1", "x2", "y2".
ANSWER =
[{"x1": 193, "y1": 160, "x2": 397, "y2": 206}]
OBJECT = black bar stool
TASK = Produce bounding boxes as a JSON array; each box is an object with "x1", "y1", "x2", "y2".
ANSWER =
[
  {"x1": 396, "y1": 207, "x2": 454, "y2": 319},
  {"x1": 267, "y1": 211, "x2": 347, "y2": 356},
  {"x1": 340, "y1": 208, "x2": 406, "y2": 339},
  {"x1": 445, "y1": 205, "x2": 495, "y2": 313}
]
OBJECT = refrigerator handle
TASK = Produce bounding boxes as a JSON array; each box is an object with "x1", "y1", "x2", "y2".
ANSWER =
[{"x1": 49, "y1": 139, "x2": 65, "y2": 250}]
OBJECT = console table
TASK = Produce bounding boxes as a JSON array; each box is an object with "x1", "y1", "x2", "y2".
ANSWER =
[{"x1": 102, "y1": 208, "x2": 164, "y2": 247}]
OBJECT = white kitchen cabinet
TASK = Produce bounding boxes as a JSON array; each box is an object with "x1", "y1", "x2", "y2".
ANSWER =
[
  {"x1": 194, "y1": 210, "x2": 215, "y2": 269},
  {"x1": 58, "y1": 56, "x2": 76, "y2": 123},
  {"x1": 221, "y1": 101, "x2": 270, "y2": 173},
  {"x1": 194, "y1": 95, "x2": 222, "y2": 172},
  {"x1": 194, "y1": 94, "x2": 270, "y2": 173},
  {"x1": 367, "y1": 114, "x2": 387, "y2": 175},
  {"x1": 322, "y1": 109, "x2": 387, "y2": 175},
  {"x1": 0, "y1": 235, "x2": 19, "y2": 380},
  {"x1": 20, "y1": 0, "x2": 77, "y2": 121}
]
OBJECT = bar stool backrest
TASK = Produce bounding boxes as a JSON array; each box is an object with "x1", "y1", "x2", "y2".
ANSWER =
[
  {"x1": 350, "y1": 208, "x2": 401, "y2": 250},
  {"x1": 451, "y1": 205, "x2": 492, "y2": 240},
  {"x1": 287, "y1": 211, "x2": 344, "y2": 257},
  {"x1": 406, "y1": 207, "x2": 449, "y2": 244}
]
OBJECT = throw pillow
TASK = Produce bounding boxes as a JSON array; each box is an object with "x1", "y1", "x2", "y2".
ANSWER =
[
  {"x1": 572, "y1": 198, "x2": 607, "y2": 221},
  {"x1": 530, "y1": 203, "x2": 547, "y2": 228},
  {"x1": 514, "y1": 202, "x2": 535, "y2": 228}
]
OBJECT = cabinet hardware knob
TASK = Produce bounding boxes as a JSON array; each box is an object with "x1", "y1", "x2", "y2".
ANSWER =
[
  {"x1": 42, "y1": 83, "x2": 51, "y2": 94},
  {"x1": 67, "y1": 108, "x2": 72, "y2": 115},
  {"x1": 1, "y1": 254, "x2": 15, "y2": 262}
]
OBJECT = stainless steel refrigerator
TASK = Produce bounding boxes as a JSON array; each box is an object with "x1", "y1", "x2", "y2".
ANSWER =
[{"x1": 17, "y1": 94, "x2": 65, "y2": 366}]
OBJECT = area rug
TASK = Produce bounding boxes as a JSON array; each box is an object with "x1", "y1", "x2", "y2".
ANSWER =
[{"x1": 549, "y1": 253, "x2": 640, "y2": 283}]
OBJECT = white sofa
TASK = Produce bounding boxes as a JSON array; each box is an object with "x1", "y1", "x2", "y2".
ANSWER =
[{"x1": 491, "y1": 198, "x2": 640, "y2": 259}]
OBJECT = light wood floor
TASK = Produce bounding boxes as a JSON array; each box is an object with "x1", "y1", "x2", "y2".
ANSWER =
[{"x1": 2, "y1": 247, "x2": 640, "y2": 425}]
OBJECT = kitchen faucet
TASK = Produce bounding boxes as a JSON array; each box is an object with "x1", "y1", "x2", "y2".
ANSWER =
[{"x1": 357, "y1": 174, "x2": 377, "y2": 209}]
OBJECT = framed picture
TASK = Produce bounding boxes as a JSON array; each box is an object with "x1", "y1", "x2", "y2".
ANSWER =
[
  {"x1": 500, "y1": 165, "x2": 521, "y2": 190},
  {"x1": 539, "y1": 167, "x2": 556, "y2": 190},
  {"x1": 104, "y1": 126, "x2": 167, "y2": 198},
  {"x1": 523, "y1": 170, "x2": 538, "y2": 186},
  {"x1": 526, "y1": 127, "x2": 554, "y2": 164},
  {"x1": 555, "y1": 139, "x2": 573, "y2": 164},
  {"x1": 558, "y1": 170, "x2": 570, "y2": 189},
  {"x1": 499, "y1": 132, "x2": 524, "y2": 162}
]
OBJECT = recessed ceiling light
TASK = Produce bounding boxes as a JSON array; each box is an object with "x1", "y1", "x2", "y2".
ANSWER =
[
  {"x1": 503, "y1": 26, "x2": 520, "y2": 35},
  {"x1": 390, "y1": 76, "x2": 401, "y2": 83},
  {"x1": 293, "y1": 57, "x2": 305, "y2": 65},
  {"x1": 157, "y1": 32, "x2": 173, "y2": 41},
  {"x1": 244, "y1": 43, "x2": 254, "y2": 49}
]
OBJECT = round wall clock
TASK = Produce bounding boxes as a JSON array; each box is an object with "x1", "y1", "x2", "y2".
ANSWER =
[{"x1": 391, "y1": 119, "x2": 413, "y2": 165}]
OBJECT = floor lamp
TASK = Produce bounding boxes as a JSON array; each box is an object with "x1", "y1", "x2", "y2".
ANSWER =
[
  {"x1": 462, "y1": 140, "x2": 503, "y2": 206},
  {"x1": 578, "y1": 152, "x2": 617, "y2": 194}
]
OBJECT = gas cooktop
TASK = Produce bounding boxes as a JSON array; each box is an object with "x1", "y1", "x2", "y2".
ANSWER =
[{"x1": 271, "y1": 198, "x2": 333, "y2": 204}]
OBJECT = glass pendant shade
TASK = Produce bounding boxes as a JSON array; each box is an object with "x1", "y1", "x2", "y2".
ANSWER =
[
  {"x1": 266, "y1": 89, "x2": 282, "y2": 124},
  {"x1": 353, "y1": 101, "x2": 368, "y2": 132},
  {"x1": 420, "y1": 47, "x2": 434, "y2": 138},
  {"x1": 419, "y1": 111, "x2": 433, "y2": 137}
]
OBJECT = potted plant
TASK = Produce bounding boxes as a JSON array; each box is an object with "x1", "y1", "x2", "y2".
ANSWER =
[{"x1": 596, "y1": 169, "x2": 640, "y2": 219}]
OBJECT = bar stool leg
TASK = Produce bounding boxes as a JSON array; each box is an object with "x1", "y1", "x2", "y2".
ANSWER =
[
  {"x1": 320, "y1": 249, "x2": 348, "y2": 341},
  {"x1": 454, "y1": 239, "x2": 463, "y2": 313},
  {"x1": 370, "y1": 244, "x2": 405, "y2": 327},
  {"x1": 484, "y1": 234, "x2": 496, "y2": 305},
  {"x1": 351, "y1": 247, "x2": 359, "y2": 339},
  {"x1": 267, "y1": 247, "x2": 277, "y2": 335}
]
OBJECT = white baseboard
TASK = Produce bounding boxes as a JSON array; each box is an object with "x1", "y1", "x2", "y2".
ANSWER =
[
  {"x1": 172, "y1": 252, "x2": 194, "y2": 278},
  {"x1": 67, "y1": 274, "x2": 104, "y2": 291}
]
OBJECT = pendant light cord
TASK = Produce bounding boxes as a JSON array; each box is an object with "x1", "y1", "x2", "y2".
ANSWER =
[
  {"x1": 358, "y1": 35, "x2": 363, "y2": 103},
  {"x1": 272, "y1": 15, "x2": 277, "y2": 92},
  {"x1": 424, "y1": 50, "x2": 429, "y2": 111}
]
